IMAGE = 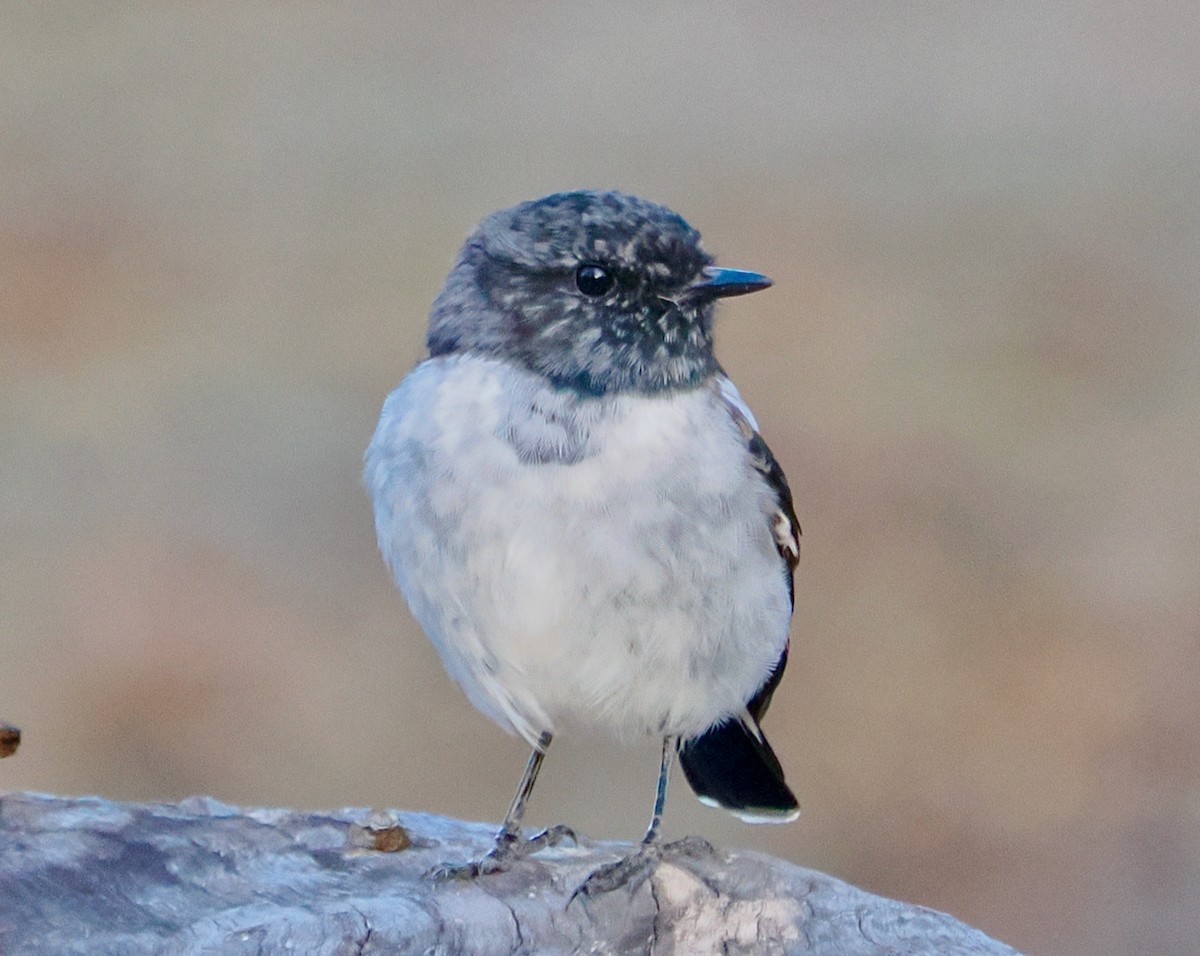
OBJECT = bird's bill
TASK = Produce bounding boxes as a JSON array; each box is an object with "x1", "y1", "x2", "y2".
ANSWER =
[{"x1": 690, "y1": 266, "x2": 773, "y2": 299}]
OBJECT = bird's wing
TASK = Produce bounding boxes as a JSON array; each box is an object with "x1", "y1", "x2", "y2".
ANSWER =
[
  {"x1": 714, "y1": 377, "x2": 801, "y2": 603},
  {"x1": 676, "y1": 378, "x2": 802, "y2": 821},
  {"x1": 712, "y1": 375, "x2": 800, "y2": 719}
]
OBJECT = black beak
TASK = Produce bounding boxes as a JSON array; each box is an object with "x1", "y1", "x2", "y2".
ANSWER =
[{"x1": 687, "y1": 266, "x2": 773, "y2": 300}]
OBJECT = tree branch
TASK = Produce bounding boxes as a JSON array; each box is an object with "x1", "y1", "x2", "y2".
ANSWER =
[{"x1": 0, "y1": 792, "x2": 1021, "y2": 954}]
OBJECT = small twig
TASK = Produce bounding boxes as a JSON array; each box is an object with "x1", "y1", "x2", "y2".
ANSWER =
[{"x1": 0, "y1": 722, "x2": 20, "y2": 758}]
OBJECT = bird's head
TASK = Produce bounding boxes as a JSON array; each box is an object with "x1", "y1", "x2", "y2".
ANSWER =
[{"x1": 427, "y1": 190, "x2": 771, "y2": 395}]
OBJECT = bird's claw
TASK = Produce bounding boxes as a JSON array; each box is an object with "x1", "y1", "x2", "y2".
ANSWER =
[
  {"x1": 430, "y1": 824, "x2": 577, "y2": 881},
  {"x1": 571, "y1": 835, "x2": 719, "y2": 900}
]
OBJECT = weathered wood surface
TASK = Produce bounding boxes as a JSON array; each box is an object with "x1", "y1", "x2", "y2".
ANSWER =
[{"x1": 0, "y1": 792, "x2": 1021, "y2": 955}]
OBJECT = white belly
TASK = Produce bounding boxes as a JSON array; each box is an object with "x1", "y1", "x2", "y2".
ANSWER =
[{"x1": 366, "y1": 355, "x2": 791, "y2": 746}]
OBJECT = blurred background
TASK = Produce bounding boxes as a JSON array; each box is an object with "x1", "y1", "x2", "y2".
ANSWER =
[{"x1": 3, "y1": 3, "x2": 1197, "y2": 953}]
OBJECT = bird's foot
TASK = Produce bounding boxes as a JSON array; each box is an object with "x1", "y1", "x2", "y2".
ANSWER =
[
  {"x1": 572, "y1": 834, "x2": 718, "y2": 899},
  {"x1": 430, "y1": 824, "x2": 577, "y2": 881}
]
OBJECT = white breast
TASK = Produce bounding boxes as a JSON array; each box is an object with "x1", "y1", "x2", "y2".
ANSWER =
[{"x1": 366, "y1": 354, "x2": 791, "y2": 746}]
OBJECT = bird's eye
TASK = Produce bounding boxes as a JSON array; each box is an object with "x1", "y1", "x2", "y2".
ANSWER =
[{"x1": 575, "y1": 263, "x2": 615, "y2": 297}]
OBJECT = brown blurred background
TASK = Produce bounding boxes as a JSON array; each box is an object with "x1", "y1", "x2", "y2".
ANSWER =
[{"x1": 3, "y1": 4, "x2": 1198, "y2": 953}]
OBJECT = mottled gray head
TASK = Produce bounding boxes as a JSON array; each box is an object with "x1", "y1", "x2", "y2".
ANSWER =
[{"x1": 427, "y1": 190, "x2": 771, "y2": 395}]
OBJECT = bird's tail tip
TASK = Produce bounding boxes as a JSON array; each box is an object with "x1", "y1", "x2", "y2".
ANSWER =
[
  {"x1": 678, "y1": 715, "x2": 799, "y2": 823},
  {"x1": 696, "y1": 794, "x2": 801, "y2": 824}
]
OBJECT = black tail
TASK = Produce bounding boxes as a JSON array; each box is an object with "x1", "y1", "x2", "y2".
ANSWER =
[{"x1": 678, "y1": 713, "x2": 799, "y2": 822}]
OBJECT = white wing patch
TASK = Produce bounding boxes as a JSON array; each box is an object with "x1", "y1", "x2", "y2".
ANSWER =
[
  {"x1": 773, "y1": 510, "x2": 800, "y2": 565},
  {"x1": 712, "y1": 375, "x2": 801, "y2": 573}
]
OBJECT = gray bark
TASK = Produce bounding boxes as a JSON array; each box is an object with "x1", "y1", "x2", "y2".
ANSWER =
[{"x1": 0, "y1": 792, "x2": 1021, "y2": 955}]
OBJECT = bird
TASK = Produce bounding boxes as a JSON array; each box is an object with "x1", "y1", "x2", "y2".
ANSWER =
[{"x1": 364, "y1": 189, "x2": 800, "y2": 889}]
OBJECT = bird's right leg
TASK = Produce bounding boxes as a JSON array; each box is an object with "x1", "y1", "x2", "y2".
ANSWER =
[{"x1": 433, "y1": 731, "x2": 575, "y2": 879}]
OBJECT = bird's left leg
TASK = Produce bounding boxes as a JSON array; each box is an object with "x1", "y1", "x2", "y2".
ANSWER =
[
  {"x1": 434, "y1": 731, "x2": 575, "y2": 880},
  {"x1": 638, "y1": 731, "x2": 673, "y2": 845},
  {"x1": 573, "y1": 735, "x2": 716, "y2": 898}
]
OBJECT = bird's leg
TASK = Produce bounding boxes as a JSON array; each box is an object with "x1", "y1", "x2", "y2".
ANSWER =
[
  {"x1": 433, "y1": 731, "x2": 575, "y2": 880},
  {"x1": 492, "y1": 731, "x2": 576, "y2": 857},
  {"x1": 573, "y1": 735, "x2": 716, "y2": 899},
  {"x1": 639, "y1": 733, "x2": 674, "y2": 845},
  {"x1": 493, "y1": 732, "x2": 550, "y2": 848}
]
